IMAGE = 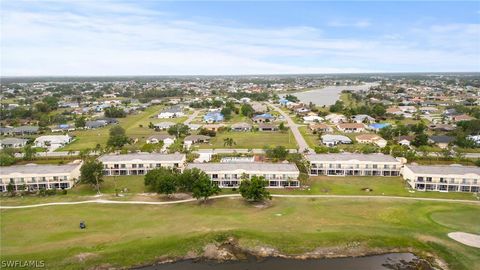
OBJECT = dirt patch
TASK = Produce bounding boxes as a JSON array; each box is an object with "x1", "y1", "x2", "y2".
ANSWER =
[
  {"x1": 147, "y1": 237, "x2": 440, "y2": 270},
  {"x1": 74, "y1": 252, "x2": 99, "y2": 262},
  {"x1": 251, "y1": 200, "x2": 273, "y2": 209}
]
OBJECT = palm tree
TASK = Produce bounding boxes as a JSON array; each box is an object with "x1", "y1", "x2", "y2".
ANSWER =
[{"x1": 223, "y1": 137, "x2": 236, "y2": 148}]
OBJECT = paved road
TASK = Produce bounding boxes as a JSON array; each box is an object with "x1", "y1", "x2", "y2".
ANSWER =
[
  {"x1": 184, "y1": 110, "x2": 201, "y2": 125},
  {"x1": 194, "y1": 148, "x2": 300, "y2": 154},
  {"x1": 2, "y1": 194, "x2": 478, "y2": 209},
  {"x1": 269, "y1": 103, "x2": 312, "y2": 153},
  {"x1": 423, "y1": 152, "x2": 480, "y2": 159}
]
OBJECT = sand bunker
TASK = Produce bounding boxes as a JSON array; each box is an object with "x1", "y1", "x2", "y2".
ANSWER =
[{"x1": 447, "y1": 232, "x2": 480, "y2": 248}]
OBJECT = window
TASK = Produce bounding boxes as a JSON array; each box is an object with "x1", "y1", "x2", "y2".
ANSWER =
[
  {"x1": 132, "y1": 164, "x2": 137, "y2": 168},
  {"x1": 212, "y1": 174, "x2": 218, "y2": 179}
]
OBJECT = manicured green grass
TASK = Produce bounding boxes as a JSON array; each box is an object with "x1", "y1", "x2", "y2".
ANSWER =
[
  {"x1": 285, "y1": 176, "x2": 479, "y2": 200},
  {"x1": 298, "y1": 126, "x2": 319, "y2": 148},
  {"x1": 1, "y1": 198, "x2": 479, "y2": 270},
  {"x1": 199, "y1": 130, "x2": 298, "y2": 149}
]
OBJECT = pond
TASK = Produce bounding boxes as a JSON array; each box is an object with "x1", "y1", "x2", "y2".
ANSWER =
[
  {"x1": 288, "y1": 82, "x2": 379, "y2": 106},
  {"x1": 136, "y1": 252, "x2": 433, "y2": 270}
]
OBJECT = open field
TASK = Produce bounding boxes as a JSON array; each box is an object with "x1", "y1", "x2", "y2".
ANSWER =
[
  {"x1": 60, "y1": 106, "x2": 173, "y2": 151},
  {"x1": 198, "y1": 130, "x2": 298, "y2": 149},
  {"x1": 298, "y1": 126, "x2": 319, "y2": 148},
  {"x1": 1, "y1": 198, "x2": 479, "y2": 270}
]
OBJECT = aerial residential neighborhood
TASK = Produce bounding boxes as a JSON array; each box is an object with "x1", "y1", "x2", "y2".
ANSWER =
[{"x1": 1, "y1": 1, "x2": 479, "y2": 270}]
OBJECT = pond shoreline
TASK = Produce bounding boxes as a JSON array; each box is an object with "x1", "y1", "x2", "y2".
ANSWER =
[{"x1": 131, "y1": 237, "x2": 441, "y2": 270}]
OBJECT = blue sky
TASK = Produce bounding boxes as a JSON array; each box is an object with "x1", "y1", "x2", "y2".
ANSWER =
[{"x1": 1, "y1": 1, "x2": 479, "y2": 76}]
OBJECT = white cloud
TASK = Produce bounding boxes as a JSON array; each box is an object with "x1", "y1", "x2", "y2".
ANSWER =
[
  {"x1": 327, "y1": 19, "x2": 371, "y2": 28},
  {"x1": 1, "y1": 1, "x2": 479, "y2": 75}
]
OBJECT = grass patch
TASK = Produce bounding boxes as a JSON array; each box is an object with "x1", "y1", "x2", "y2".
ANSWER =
[
  {"x1": 199, "y1": 131, "x2": 298, "y2": 149},
  {"x1": 276, "y1": 176, "x2": 480, "y2": 200}
]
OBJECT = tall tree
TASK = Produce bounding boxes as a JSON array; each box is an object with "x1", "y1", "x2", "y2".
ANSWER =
[
  {"x1": 240, "y1": 104, "x2": 254, "y2": 117},
  {"x1": 167, "y1": 123, "x2": 190, "y2": 138},
  {"x1": 144, "y1": 167, "x2": 179, "y2": 196},
  {"x1": 239, "y1": 176, "x2": 271, "y2": 202},
  {"x1": 177, "y1": 168, "x2": 204, "y2": 192},
  {"x1": 192, "y1": 174, "x2": 220, "y2": 202},
  {"x1": 107, "y1": 126, "x2": 130, "y2": 148},
  {"x1": 80, "y1": 159, "x2": 104, "y2": 194},
  {"x1": 23, "y1": 144, "x2": 36, "y2": 161},
  {"x1": 75, "y1": 116, "x2": 86, "y2": 128}
]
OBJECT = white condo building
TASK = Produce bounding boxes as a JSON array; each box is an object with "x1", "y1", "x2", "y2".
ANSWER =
[
  {"x1": 99, "y1": 153, "x2": 186, "y2": 176},
  {"x1": 403, "y1": 164, "x2": 480, "y2": 193},
  {"x1": 0, "y1": 163, "x2": 82, "y2": 192},
  {"x1": 187, "y1": 162, "x2": 300, "y2": 188},
  {"x1": 306, "y1": 153, "x2": 404, "y2": 176}
]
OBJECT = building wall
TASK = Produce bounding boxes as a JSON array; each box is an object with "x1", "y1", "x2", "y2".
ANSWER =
[
  {"x1": 0, "y1": 164, "x2": 82, "y2": 192},
  {"x1": 101, "y1": 159, "x2": 186, "y2": 176},
  {"x1": 309, "y1": 160, "x2": 401, "y2": 176},
  {"x1": 403, "y1": 166, "x2": 479, "y2": 193},
  {"x1": 202, "y1": 170, "x2": 299, "y2": 188}
]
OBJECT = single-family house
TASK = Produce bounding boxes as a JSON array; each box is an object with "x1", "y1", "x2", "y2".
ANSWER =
[
  {"x1": 309, "y1": 123, "x2": 333, "y2": 133},
  {"x1": 303, "y1": 115, "x2": 324, "y2": 123},
  {"x1": 258, "y1": 123, "x2": 278, "y2": 132},
  {"x1": 452, "y1": 114, "x2": 474, "y2": 122},
  {"x1": 252, "y1": 113, "x2": 274, "y2": 123},
  {"x1": 204, "y1": 112, "x2": 224, "y2": 123},
  {"x1": 85, "y1": 120, "x2": 108, "y2": 129},
  {"x1": 352, "y1": 114, "x2": 375, "y2": 124},
  {"x1": 154, "y1": 122, "x2": 175, "y2": 131},
  {"x1": 146, "y1": 135, "x2": 176, "y2": 147},
  {"x1": 251, "y1": 102, "x2": 268, "y2": 113},
  {"x1": 203, "y1": 124, "x2": 225, "y2": 132},
  {"x1": 0, "y1": 138, "x2": 29, "y2": 149},
  {"x1": 187, "y1": 124, "x2": 202, "y2": 131},
  {"x1": 355, "y1": 134, "x2": 387, "y2": 148},
  {"x1": 157, "y1": 106, "x2": 184, "y2": 119},
  {"x1": 231, "y1": 122, "x2": 252, "y2": 132},
  {"x1": 337, "y1": 123, "x2": 366, "y2": 133},
  {"x1": 321, "y1": 134, "x2": 352, "y2": 147},
  {"x1": 34, "y1": 135, "x2": 72, "y2": 151},
  {"x1": 325, "y1": 114, "x2": 347, "y2": 124},
  {"x1": 429, "y1": 136, "x2": 454, "y2": 149},
  {"x1": 396, "y1": 136, "x2": 414, "y2": 146}
]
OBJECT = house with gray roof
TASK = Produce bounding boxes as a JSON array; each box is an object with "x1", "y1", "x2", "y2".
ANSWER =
[
  {"x1": 231, "y1": 122, "x2": 252, "y2": 132},
  {"x1": 154, "y1": 122, "x2": 175, "y2": 131},
  {"x1": 321, "y1": 134, "x2": 352, "y2": 147},
  {"x1": 0, "y1": 138, "x2": 29, "y2": 149}
]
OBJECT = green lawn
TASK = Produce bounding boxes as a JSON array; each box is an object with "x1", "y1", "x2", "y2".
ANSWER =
[
  {"x1": 1, "y1": 198, "x2": 479, "y2": 270},
  {"x1": 199, "y1": 130, "x2": 298, "y2": 149},
  {"x1": 61, "y1": 106, "x2": 166, "y2": 151},
  {"x1": 298, "y1": 126, "x2": 319, "y2": 148},
  {"x1": 285, "y1": 176, "x2": 479, "y2": 200}
]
